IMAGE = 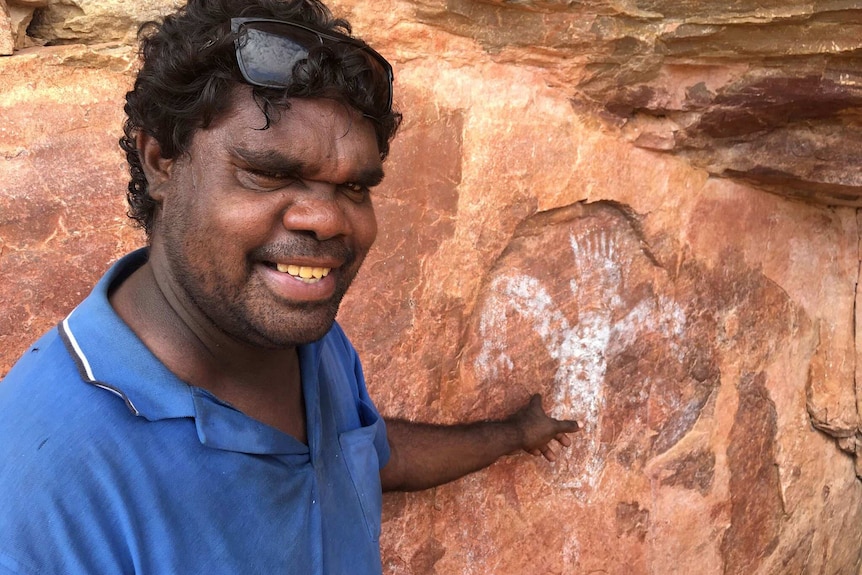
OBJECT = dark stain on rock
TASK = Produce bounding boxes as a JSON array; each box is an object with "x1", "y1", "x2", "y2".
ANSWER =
[
  {"x1": 605, "y1": 85, "x2": 659, "y2": 117},
  {"x1": 660, "y1": 449, "x2": 716, "y2": 495},
  {"x1": 615, "y1": 441, "x2": 648, "y2": 472},
  {"x1": 410, "y1": 538, "x2": 446, "y2": 575},
  {"x1": 685, "y1": 81, "x2": 715, "y2": 107},
  {"x1": 616, "y1": 501, "x2": 650, "y2": 542},
  {"x1": 720, "y1": 371, "x2": 783, "y2": 574},
  {"x1": 694, "y1": 75, "x2": 862, "y2": 139}
]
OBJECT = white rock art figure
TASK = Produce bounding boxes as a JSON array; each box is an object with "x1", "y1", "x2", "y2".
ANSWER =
[{"x1": 475, "y1": 225, "x2": 687, "y2": 494}]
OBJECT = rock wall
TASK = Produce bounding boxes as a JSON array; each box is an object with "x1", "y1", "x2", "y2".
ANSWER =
[{"x1": 1, "y1": 1, "x2": 861, "y2": 573}]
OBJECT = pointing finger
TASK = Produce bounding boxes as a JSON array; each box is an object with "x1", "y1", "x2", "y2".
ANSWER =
[{"x1": 556, "y1": 419, "x2": 580, "y2": 433}]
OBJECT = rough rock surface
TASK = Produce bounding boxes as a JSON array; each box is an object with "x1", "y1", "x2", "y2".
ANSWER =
[
  {"x1": 2, "y1": 1, "x2": 862, "y2": 574},
  {"x1": 400, "y1": 0, "x2": 862, "y2": 205},
  {"x1": 0, "y1": 46, "x2": 142, "y2": 371},
  {"x1": 26, "y1": 0, "x2": 185, "y2": 46},
  {"x1": 0, "y1": 1, "x2": 13, "y2": 55},
  {"x1": 3, "y1": 0, "x2": 48, "y2": 51}
]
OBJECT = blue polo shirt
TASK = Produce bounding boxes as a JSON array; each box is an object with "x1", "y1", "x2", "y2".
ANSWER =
[{"x1": 0, "y1": 249, "x2": 390, "y2": 574}]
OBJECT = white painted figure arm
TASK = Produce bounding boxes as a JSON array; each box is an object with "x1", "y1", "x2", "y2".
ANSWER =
[{"x1": 379, "y1": 394, "x2": 580, "y2": 492}]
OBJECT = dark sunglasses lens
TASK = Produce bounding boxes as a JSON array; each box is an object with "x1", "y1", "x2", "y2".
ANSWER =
[
  {"x1": 362, "y1": 52, "x2": 393, "y2": 112},
  {"x1": 236, "y1": 20, "x2": 393, "y2": 114},
  {"x1": 236, "y1": 22, "x2": 319, "y2": 87}
]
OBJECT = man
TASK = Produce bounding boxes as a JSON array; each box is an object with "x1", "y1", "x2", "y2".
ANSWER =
[{"x1": 0, "y1": 0, "x2": 579, "y2": 573}]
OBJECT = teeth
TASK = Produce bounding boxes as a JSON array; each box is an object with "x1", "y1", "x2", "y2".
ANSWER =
[{"x1": 275, "y1": 263, "x2": 331, "y2": 283}]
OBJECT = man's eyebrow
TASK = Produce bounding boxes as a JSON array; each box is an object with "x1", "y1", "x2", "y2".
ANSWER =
[
  {"x1": 234, "y1": 146, "x2": 385, "y2": 187},
  {"x1": 233, "y1": 147, "x2": 305, "y2": 174},
  {"x1": 353, "y1": 167, "x2": 386, "y2": 188}
]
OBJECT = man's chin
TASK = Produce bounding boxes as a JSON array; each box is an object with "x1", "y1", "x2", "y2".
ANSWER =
[
  {"x1": 249, "y1": 305, "x2": 340, "y2": 349},
  {"x1": 267, "y1": 325, "x2": 335, "y2": 348}
]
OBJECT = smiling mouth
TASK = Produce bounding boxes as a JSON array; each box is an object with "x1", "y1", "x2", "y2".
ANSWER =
[{"x1": 272, "y1": 263, "x2": 332, "y2": 284}]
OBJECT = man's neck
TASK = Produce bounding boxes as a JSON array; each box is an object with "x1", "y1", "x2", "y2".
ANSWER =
[{"x1": 109, "y1": 259, "x2": 308, "y2": 443}]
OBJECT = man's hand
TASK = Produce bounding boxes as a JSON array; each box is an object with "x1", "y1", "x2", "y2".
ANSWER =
[{"x1": 508, "y1": 394, "x2": 580, "y2": 462}]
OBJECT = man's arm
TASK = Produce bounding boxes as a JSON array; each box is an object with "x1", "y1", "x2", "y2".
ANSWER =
[{"x1": 379, "y1": 394, "x2": 580, "y2": 492}]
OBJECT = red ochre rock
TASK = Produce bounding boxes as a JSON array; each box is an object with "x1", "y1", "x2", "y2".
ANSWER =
[
  {"x1": 0, "y1": 47, "x2": 143, "y2": 376},
  {"x1": 2, "y1": 4, "x2": 862, "y2": 574}
]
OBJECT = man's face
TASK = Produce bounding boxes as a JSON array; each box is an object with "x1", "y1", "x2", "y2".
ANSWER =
[{"x1": 149, "y1": 89, "x2": 382, "y2": 348}]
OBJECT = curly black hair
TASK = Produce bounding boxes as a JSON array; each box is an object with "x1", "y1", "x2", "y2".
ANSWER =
[{"x1": 119, "y1": 0, "x2": 402, "y2": 236}]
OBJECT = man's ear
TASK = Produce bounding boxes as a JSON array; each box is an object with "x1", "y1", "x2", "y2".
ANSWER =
[{"x1": 136, "y1": 131, "x2": 175, "y2": 201}]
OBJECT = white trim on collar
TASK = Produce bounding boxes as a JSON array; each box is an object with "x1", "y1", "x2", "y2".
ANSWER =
[
  {"x1": 62, "y1": 311, "x2": 95, "y2": 381},
  {"x1": 60, "y1": 308, "x2": 141, "y2": 416}
]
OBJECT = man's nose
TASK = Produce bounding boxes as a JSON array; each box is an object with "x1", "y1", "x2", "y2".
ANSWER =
[{"x1": 281, "y1": 184, "x2": 351, "y2": 241}]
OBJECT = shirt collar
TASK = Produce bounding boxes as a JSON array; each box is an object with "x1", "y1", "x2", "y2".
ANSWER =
[
  {"x1": 60, "y1": 249, "x2": 194, "y2": 421},
  {"x1": 59, "y1": 249, "x2": 321, "y2": 455}
]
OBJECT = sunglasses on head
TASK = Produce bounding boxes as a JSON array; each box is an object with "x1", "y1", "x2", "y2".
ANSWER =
[{"x1": 231, "y1": 17, "x2": 394, "y2": 117}]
